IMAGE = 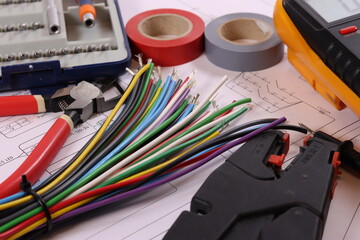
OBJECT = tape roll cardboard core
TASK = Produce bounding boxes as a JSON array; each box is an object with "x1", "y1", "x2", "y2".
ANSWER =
[
  {"x1": 139, "y1": 14, "x2": 193, "y2": 40},
  {"x1": 219, "y1": 18, "x2": 273, "y2": 45},
  {"x1": 127, "y1": 8, "x2": 204, "y2": 66},
  {"x1": 205, "y1": 13, "x2": 284, "y2": 71}
]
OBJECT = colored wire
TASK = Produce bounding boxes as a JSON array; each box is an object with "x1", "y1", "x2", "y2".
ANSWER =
[
  {"x1": 1, "y1": 74, "x2": 278, "y2": 240},
  {"x1": 93, "y1": 106, "x2": 249, "y2": 190},
  {"x1": 12, "y1": 118, "x2": 286, "y2": 240},
  {"x1": 1, "y1": 118, "x2": 299, "y2": 239},
  {"x1": 61, "y1": 76, "x2": 230, "y2": 197},
  {"x1": 1, "y1": 114, "x2": 220, "y2": 240},
  {"x1": 79, "y1": 70, "x2": 154, "y2": 179},
  {"x1": 68, "y1": 99, "x2": 250, "y2": 196},
  {"x1": 0, "y1": 70, "x2": 149, "y2": 222},
  {"x1": 0, "y1": 67, "x2": 156, "y2": 229},
  {"x1": 0, "y1": 64, "x2": 150, "y2": 214},
  {"x1": 137, "y1": 76, "x2": 194, "y2": 139},
  {"x1": 1, "y1": 129, "x2": 221, "y2": 239},
  {"x1": 0, "y1": 98, "x2": 192, "y2": 233}
]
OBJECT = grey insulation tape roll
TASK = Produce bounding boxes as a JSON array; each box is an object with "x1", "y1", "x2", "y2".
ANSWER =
[{"x1": 205, "y1": 13, "x2": 284, "y2": 71}]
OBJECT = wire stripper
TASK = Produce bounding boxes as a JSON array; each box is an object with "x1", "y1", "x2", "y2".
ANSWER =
[{"x1": 164, "y1": 130, "x2": 341, "y2": 240}]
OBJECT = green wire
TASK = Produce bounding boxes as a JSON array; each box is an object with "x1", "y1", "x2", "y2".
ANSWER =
[
  {"x1": 96, "y1": 106, "x2": 248, "y2": 188},
  {"x1": 128, "y1": 79, "x2": 162, "y2": 134},
  {"x1": 102, "y1": 63, "x2": 154, "y2": 148},
  {"x1": 0, "y1": 97, "x2": 250, "y2": 232},
  {"x1": 138, "y1": 98, "x2": 251, "y2": 162},
  {"x1": 0, "y1": 99, "x2": 190, "y2": 232}
]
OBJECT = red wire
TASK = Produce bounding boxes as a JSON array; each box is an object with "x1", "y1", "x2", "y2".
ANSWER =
[
  {"x1": 0, "y1": 145, "x2": 220, "y2": 239},
  {"x1": 168, "y1": 75, "x2": 190, "y2": 103},
  {"x1": 123, "y1": 111, "x2": 211, "y2": 169},
  {"x1": 0, "y1": 102, "x2": 233, "y2": 237},
  {"x1": 131, "y1": 104, "x2": 232, "y2": 167},
  {"x1": 107, "y1": 79, "x2": 153, "y2": 145}
]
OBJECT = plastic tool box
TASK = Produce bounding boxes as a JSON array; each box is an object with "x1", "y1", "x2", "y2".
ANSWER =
[{"x1": 0, "y1": 0, "x2": 131, "y2": 91}]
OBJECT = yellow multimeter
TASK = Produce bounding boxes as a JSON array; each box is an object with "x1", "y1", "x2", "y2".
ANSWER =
[{"x1": 273, "y1": 0, "x2": 360, "y2": 118}]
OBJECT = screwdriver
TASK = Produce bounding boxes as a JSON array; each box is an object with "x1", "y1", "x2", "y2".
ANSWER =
[{"x1": 299, "y1": 123, "x2": 360, "y2": 173}]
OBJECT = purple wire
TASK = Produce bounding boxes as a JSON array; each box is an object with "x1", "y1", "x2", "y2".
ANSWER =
[
  {"x1": 43, "y1": 117, "x2": 286, "y2": 226},
  {"x1": 152, "y1": 88, "x2": 191, "y2": 129}
]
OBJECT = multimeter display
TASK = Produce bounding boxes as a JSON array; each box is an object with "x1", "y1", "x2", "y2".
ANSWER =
[
  {"x1": 283, "y1": 0, "x2": 360, "y2": 97},
  {"x1": 304, "y1": 0, "x2": 360, "y2": 22}
]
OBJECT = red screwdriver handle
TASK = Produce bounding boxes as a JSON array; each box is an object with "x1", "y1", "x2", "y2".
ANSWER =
[
  {"x1": 0, "y1": 95, "x2": 45, "y2": 116},
  {"x1": 0, "y1": 114, "x2": 74, "y2": 198}
]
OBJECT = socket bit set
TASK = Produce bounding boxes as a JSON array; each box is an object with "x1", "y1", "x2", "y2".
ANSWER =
[{"x1": 0, "y1": 0, "x2": 131, "y2": 91}]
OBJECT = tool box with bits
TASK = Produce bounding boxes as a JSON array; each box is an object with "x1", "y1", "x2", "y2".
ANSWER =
[{"x1": 0, "y1": 0, "x2": 130, "y2": 91}]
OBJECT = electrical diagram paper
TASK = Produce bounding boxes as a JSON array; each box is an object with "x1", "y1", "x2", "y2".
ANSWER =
[{"x1": 0, "y1": 0, "x2": 359, "y2": 239}]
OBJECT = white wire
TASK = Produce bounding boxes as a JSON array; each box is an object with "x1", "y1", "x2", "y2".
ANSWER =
[
  {"x1": 132, "y1": 75, "x2": 194, "y2": 143},
  {"x1": 65, "y1": 75, "x2": 228, "y2": 199},
  {"x1": 106, "y1": 106, "x2": 247, "y2": 180}
]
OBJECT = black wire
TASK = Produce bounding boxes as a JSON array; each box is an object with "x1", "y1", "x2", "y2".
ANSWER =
[
  {"x1": 0, "y1": 77, "x2": 144, "y2": 219},
  {"x1": 173, "y1": 79, "x2": 183, "y2": 93},
  {"x1": 123, "y1": 122, "x2": 307, "y2": 192},
  {"x1": 17, "y1": 80, "x2": 159, "y2": 240},
  {"x1": 0, "y1": 74, "x2": 148, "y2": 224},
  {"x1": 22, "y1": 122, "x2": 308, "y2": 239},
  {"x1": 34, "y1": 75, "x2": 140, "y2": 192},
  {"x1": 39, "y1": 79, "x2": 155, "y2": 204},
  {"x1": 18, "y1": 122, "x2": 307, "y2": 239}
]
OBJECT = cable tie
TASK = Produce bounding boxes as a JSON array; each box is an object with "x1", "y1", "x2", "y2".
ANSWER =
[{"x1": 20, "y1": 175, "x2": 53, "y2": 233}]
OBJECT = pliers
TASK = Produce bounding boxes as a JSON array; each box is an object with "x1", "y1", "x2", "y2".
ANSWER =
[
  {"x1": 0, "y1": 79, "x2": 121, "y2": 198},
  {"x1": 165, "y1": 130, "x2": 341, "y2": 240}
]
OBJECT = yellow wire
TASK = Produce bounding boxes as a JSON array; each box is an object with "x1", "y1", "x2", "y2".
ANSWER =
[
  {"x1": 136, "y1": 86, "x2": 162, "y2": 125},
  {"x1": 122, "y1": 131, "x2": 220, "y2": 180},
  {"x1": 8, "y1": 131, "x2": 220, "y2": 239},
  {"x1": 7, "y1": 196, "x2": 98, "y2": 240},
  {"x1": 0, "y1": 64, "x2": 151, "y2": 211}
]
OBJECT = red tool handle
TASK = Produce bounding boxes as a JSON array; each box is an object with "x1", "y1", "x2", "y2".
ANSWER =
[
  {"x1": 0, "y1": 115, "x2": 73, "y2": 198},
  {"x1": 0, "y1": 95, "x2": 44, "y2": 116}
]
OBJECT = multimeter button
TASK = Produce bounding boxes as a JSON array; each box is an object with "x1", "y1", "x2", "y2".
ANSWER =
[{"x1": 339, "y1": 26, "x2": 358, "y2": 35}]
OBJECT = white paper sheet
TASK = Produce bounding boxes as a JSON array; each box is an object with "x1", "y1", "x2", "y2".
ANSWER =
[{"x1": 0, "y1": 0, "x2": 359, "y2": 239}]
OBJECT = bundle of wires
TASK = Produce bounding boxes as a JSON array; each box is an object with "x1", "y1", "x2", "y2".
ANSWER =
[{"x1": 0, "y1": 63, "x2": 307, "y2": 239}]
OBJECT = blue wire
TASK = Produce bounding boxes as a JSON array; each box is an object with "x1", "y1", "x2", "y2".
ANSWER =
[
  {"x1": 79, "y1": 78, "x2": 176, "y2": 181},
  {"x1": 86, "y1": 143, "x2": 223, "y2": 203},
  {"x1": 0, "y1": 118, "x2": 266, "y2": 203},
  {"x1": 0, "y1": 180, "x2": 42, "y2": 204},
  {"x1": 147, "y1": 76, "x2": 171, "y2": 117},
  {"x1": 176, "y1": 103, "x2": 194, "y2": 123}
]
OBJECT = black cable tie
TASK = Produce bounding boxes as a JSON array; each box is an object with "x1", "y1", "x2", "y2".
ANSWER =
[{"x1": 20, "y1": 175, "x2": 53, "y2": 233}]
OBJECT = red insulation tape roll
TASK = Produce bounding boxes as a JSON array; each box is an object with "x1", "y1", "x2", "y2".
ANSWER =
[{"x1": 126, "y1": 9, "x2": 205, "y2": 66}]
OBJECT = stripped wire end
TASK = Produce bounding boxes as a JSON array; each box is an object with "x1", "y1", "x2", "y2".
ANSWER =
[
  {"x1": 188, "y1": 69, "x2": 197, "y2": 81},
  {"x1": 156, "y1": 66, "x2": 162, "y2": 80},
  {"x1": 219, "y1": 123, "x2": 229, "y2": 133},
  {"x1": 126, "y1": 67, "x2": 135, "y2": 76},
  {"x1": 245, "y1": 103, "x2": 254, "y2": 111},
  {"x1": 135, "y1": 54, "x2": 143, "y2": 67},
  {"x1": 212, "y1": 100, "x2": 218, "y2": 112},
  {"x1": 171, "y1": 69, "x2": 180, "y2": 81},
  {"x1": 187, "y1": 79, "x2": 196, "y2": 89},
  {"x1": 192, "y1": 94, "x2": 200, "y2": 104},
  {"x1": 298, "y1": 123, "x2": 313, "y2": 135},
  {"x1": 210, "y1": 92, "x2": 218, "y2": 102}
]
